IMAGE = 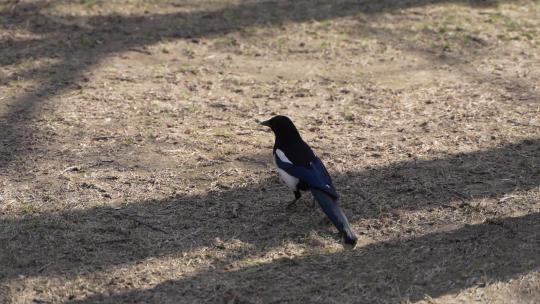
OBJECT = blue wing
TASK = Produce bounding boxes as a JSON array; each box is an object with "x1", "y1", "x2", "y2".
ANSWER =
[{"x1": 275, "y1": 155, "x2": 339, "y2": 199}]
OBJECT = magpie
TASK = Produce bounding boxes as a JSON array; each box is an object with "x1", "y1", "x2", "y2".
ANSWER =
[{"x1": 260, "y1": 115, "x2": 357, "y2": 246}]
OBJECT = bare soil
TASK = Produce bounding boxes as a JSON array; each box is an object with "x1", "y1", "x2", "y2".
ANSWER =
[{"x1": 1, "y1": 0, "x2": 539, "y2": 303}]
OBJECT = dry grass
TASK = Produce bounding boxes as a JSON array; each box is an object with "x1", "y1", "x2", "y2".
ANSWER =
[{"x1": 1, "y1": 0, "x2": 539, "y2": 303}]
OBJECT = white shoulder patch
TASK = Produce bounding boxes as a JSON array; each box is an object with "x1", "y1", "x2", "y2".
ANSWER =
[
  {"x1": 274, "y1": 149, "x2": 298, "y2": 190},
  {"x1": 275, "y1": 149, "x2": 293, "y2": 164}
]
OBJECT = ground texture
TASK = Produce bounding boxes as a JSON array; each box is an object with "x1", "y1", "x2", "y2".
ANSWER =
[{"x1": 1, "y1": 0, "x2": 539, "y2": 303}]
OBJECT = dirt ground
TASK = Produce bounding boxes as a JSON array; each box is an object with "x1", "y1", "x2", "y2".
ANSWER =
[{"x1": 0, "y1": 0, "x2": 539, "y2": 303}]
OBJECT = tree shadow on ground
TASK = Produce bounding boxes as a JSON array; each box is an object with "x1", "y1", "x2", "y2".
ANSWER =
[
  {"x1": 0, "y1": 0, "x2": 521, "y2": 169},
  {"x1": 1, "y1": 138, "x2": 538, "y2": 302},
  {"x1": 69, "y1": 212, "x2": 540, "y2": 303}
]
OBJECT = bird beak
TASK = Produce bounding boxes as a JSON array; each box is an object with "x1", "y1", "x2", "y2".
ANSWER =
[{"x1": 259, "y1": 120, "x2": 271, "y2": 127}]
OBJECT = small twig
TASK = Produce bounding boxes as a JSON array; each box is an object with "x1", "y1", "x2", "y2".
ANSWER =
[
  {"x1": 176, "y1": 228, "x2": 202, "y2": 243},
  {"x1": 93, "y1": 135, "x2": 115, "y2": 141},
  {"x1": 97, "y1": 238, "x2": 131, "y2": 244},
  {"x1": 440, "y1": 204, "x2": 457, "y2": 210},
  {"x1": 131, "y1": 217, "x2": 169, "y2": 234},
  {"x1": 128, "y1": 47, "x2": 152, "y2": 55},
  {"x1": 508, "y1": 119, "x2": 540, "y2": 129},
  {"x1": 62, "y1": 165, "x2": 81, "y2": 173},
  {"x1": 32, "y1": 299, "x2": 52, "y2": 304},
  {"x1": 117, "y1": 211, "x2": 169, "y2": 234},
  {"x1": 448, "y1": 189, "x2": 469, "y2": 201},
  {"x1": 8, "y1": 233, "x2": 18, "y2": 242},
  {"x1": 37, "y1": 262, "x2": 52, "y2": 273}
]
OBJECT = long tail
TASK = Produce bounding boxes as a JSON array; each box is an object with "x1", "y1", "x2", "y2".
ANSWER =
[{"x1": 310, "y1": 188, "x2": 357, "y2": 246}]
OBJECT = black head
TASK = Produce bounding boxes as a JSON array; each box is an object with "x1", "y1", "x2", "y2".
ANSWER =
[{"x1": 260, "y1": 115, "x2": 301, "y2": 139}]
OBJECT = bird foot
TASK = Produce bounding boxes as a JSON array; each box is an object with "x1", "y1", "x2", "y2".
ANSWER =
[
  {"x1": 319, "y1": 217, "x2": 332, "y2": 225},
  {"x1": 286, "y1": 199, "x2": 299, "y2": 210}
]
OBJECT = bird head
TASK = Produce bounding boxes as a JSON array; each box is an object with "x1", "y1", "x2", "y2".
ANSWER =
[{"x1": 260, "y1": 115, "x2": 301, "y2": 139}]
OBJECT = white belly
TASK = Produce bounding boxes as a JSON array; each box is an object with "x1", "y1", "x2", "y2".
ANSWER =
[{"x1": 277, "y1": 167, "x2": 299, "y2": 190}]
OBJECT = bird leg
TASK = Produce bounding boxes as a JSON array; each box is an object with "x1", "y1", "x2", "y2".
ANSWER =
[
  {"x1": 306, "y1": 197, "x2": 316, "y2": 208},
  {"x1": 286, "y1": 191, "x2": 302, "y2": 209}
]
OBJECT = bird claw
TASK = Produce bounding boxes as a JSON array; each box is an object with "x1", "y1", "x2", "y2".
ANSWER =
[
  {"x1": 286, "y1": 199, "x2": 299, "y2": 210},
  {"x1": 306, "y1": 198, "x2": 316, "y2": 208}
]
